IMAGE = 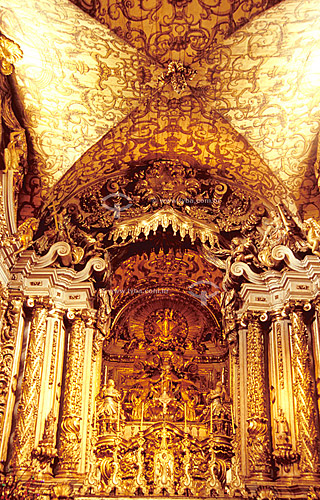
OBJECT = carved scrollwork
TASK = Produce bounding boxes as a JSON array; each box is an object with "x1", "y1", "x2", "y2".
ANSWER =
[
  {"x1": 0, "y1": 293, "x2": 22, "y2": 441},
  {"x1": 255, "y1": 485, "x2": 278, "y2": 500},
  {"x1": 36, "y1": 159, "x2": 266, "y2": 264}
]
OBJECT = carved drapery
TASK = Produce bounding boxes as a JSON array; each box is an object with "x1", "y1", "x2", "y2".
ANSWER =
[
  {"x1": 56, "y1": 310, "x2": 87, "y2": 475},
  {"x1": 289, "y1": 304, "x2": 320, "y2": 476},
  {"x1": 245, "y1": 312, "x2": 271, "y2": 479},
  {"x1": 11, "y1": 297, "x2": 50, "y2": 470}
]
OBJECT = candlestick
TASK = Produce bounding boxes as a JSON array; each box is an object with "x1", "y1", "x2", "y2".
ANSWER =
[
  {"x1": 184, "y1": 403, "x2": 187, "y2": 433},
  {"x1": 140, "y1": 402, "x2": 144, "y2": 431},
  {"x1": 210, "y1": 403, "x2": 213, "y2": 434},
  {"x1": 104, "y1": 365, "x2": 108, "y2": 385}
]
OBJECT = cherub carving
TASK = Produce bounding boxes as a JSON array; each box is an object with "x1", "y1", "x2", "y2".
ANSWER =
[
  {"x1": 13, "y1": 217, "x2": 39, "y2": 255},
  {"x1": 303, "y1": 217, "x2": 320, "y2": 258}
]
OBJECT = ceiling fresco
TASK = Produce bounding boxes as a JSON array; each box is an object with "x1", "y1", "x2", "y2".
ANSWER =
[
  {"x1": 0, "y1": 0, "x2": 160, "y2": 190},
  {"x1": 1, "y1": 0, "x2": 320, "y2": 218},
  {"x1": 204, "y1": 0, "x2": 320, "y2": 216},
  {"x1": 46, "y1": 90, "x2": 289, "y2": 211},
  {"x1": 70, "y1": 0, "x2": 281, "y2": 66}
]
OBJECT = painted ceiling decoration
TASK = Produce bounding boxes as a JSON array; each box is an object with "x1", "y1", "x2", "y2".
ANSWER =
[
  {"x1": 0, "y1": 0, "x2": 160, "y2": 190},
  {"x1": 46, "y1": 92, "x2": 289, "y2": 211},
  {"x1": 70, "y1": 0, "x2": 282, "y2": 66},
  {"x1": 0, "y1": 0, "x2": 320, "y2": 220}
]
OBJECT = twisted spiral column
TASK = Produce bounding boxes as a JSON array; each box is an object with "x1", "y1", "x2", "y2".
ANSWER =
[
  {"x1": 289, "y1": 303, "x2": 320, "y2": 478},
  {"x1": 56, "y1": 309, "x2": 88, "y2": 476},
  {"x1": 245, "y1": 312, "x2": 271, "y2": 479},
  {"x1": 11, "y1": 297, "x2": 50, "y2": 471}
]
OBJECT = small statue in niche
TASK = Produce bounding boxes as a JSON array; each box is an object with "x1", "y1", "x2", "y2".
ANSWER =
[
  {"x1": 275, "y1": 408, "x2": 290, "y2": 445},
  {"x1": 200, "y1": 378, "x2": 230, "y2": 429},
  {"x1": 96, "y1": 379, "x2": 124, "y2": 433},
  {"x1": 207, "y1": 381, "x2": 227, "y2": 418}
]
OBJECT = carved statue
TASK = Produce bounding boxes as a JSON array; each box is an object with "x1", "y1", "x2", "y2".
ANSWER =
[
  {"x1": 303, "y1": 217, "x2": 320, "y2": 258},
  {"x1": 96, "y1": 379, "x2": 126, "y2": 436},
  {"x1": 4, "y1": 130, "x2": 27, "y2": 193},
  {"x1": 207, "y1": 381, "x2": 227, "y2": 418},
  {"x1": 96, "y1": 288, "x2": 112, "y2": 337},
  {"x1": 258, "y1": 210, "x2": 288, "y2": 267},
  {"x1": 275, "y1": 408, "x2": 290, "y2": 445},
  {"x1": 97, "y1": 379, "x2": 121, "y2": 419},
  {"x1": 13, "y1": 217, "x2": 39, "y2": 255}
]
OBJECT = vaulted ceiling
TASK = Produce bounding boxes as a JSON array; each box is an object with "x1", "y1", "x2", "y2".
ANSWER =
[{"x1": 2, "y1": 0, "x2": 320, "y2": 220}]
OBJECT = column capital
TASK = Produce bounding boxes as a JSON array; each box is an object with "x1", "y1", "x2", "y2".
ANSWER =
[
  {"x1": 240, "y1": 310, "x2": 269, "y2": 327},
  {"x1": 25, "y1": 296, "x2": 53, "y2": 310},
  {"x1": 66, "y1": 308, "x2": 96, "y2": 325}
]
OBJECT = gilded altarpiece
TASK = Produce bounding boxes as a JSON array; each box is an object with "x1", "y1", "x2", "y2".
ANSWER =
[{"x1": 2, "y1": 157, "x2": 320, "y2": 500}]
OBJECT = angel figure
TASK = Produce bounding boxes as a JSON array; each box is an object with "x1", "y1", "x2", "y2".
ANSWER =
[
  {"x1": 14, "y1": 217, "x2": 39, "y2": 255},
  {"x1": 258, "y1": 210, "x2": 288, "y2": 267},
  {"x1": 303, "y1": 217, "x2": 320, "y2": 258}
]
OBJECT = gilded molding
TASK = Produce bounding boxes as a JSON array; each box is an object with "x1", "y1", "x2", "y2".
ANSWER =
[
  {"x1": 48, "y1": 321, "x2": 59, "y2": 388},
  {"x1": 11, "y1": 297, "x2": 50, "y2": 470},
  {"x1": 245, "y1": 312, "x2": 271, "y2": 478},
  {"x1": 289, "y1": 304, "x2": 320, "y2": 475}
]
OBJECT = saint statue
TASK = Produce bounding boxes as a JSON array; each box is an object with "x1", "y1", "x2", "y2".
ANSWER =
[
  {"x1": 207, "y1": 381, "x2": 227, "y2": 418},
  {"x1": 96, "y1": 379, "x2": 123, "y2": 434},
  {"x1": 97, "y1": 379, "x2": 121, "y2": 418}
]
